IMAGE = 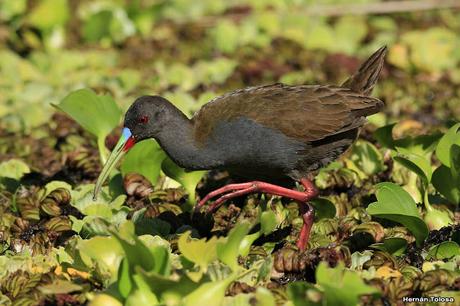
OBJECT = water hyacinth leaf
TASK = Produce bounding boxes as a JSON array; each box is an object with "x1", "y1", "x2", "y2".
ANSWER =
[
  {"x1": 135, "y1": 267, "x2": 200, "y2": 301},
  {"x1": 178, "y1": 231, "x2": 222, "y2": 271},
  {"x1": 432, "y1": 165, "x2": 460, "y2": 205},
  {"x1": 183, "y1": 274, "x2": 239, "y2": 306},
  {"x1": 216, "y1": 222, "x2": 251, "y2": 270},
  {"x1": 38, "y1": 279, "x2": 82, "y2": 295},
  {"x1": 53, "y1": 88, "x2": 122, "y2": 163},
  {"x1": 371, "y1": 237, "x2": 408, "y2": 256},
  {"x1": 287, "y1": 281, "x2": 319, "y2": 306},
  {"x1": 118, "y1": 258, "x2": 132, "y2": 298},
  {"x1": 88, "y1": 294, "x2": 123, "y2": 306},
  {"x1": 374, "y1": 123, "x2": 397, "y2": 149},
  {"x1": 436, "y1": 123, "x2": 460, "y2": 167},
  {"x1": 77, "y1": 236, "x2": 124, "y2": 281},
  {"x1": 162, "y1": 157, "x2": 206, "y2": 211},
  {"x1": 110, "y1": 227, "x2": 156, "y2": 273},
  {"x1": 393, "y1": 148, "x2": 432, "y2": 185},
  {"x1": 427, "y1": 241, "x2": 460, "y2": 260},
  {"x1": 255, "y1": 287, "x2": 276, "y2": 306},
  {"x1": 367, "y1": 182, "x2": 429, "y2": 246},
  {"x1": 125, "y1": 274, "x2": 159, "y2": 306},
  {"x1": 121, "y1": 139, "x2": 166, "y2": 186},
  {"x1": 0, "y1": 159, "x2": 30, "y2": 180},
  {"x1": 315, "y1": 262, "x2": 379, "y2": 306},
  {"x1": 349, "y1": 140, "x2": 385, "y2": 177},
  {"x1": 260, "y1": 210, "x2": 277, "y2": 235},
  {"x1": 310, "y1": 198, "x2": 336, "y2": 220},
  {"x1": 450, "y1": 144, "x2": 460, "y2": 181},
  {"x1": 28, "y1": 0, "x2": 69, "y2": 30}
]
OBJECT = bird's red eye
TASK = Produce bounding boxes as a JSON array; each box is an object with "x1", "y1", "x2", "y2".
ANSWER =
[{"x1": 139, "y1": 116, "x2": 149, "y2": 123}]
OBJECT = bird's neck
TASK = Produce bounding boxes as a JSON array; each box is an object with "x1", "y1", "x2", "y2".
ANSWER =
[{"x1": 155, "y1": 112, "x2": 218, "y2": 170}]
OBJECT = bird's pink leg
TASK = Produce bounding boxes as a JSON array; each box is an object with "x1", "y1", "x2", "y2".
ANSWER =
[{"x1": 196, "y1": 178, "x2": 318, "y2": 251}]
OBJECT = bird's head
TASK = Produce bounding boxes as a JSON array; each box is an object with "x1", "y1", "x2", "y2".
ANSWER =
[{"x1": 93, "y1": 95, "x2": 173, "y2": 200}]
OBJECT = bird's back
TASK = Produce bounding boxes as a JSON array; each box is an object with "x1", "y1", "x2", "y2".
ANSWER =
[{"x1": 191, "y1": 46, "x2": 387, "y2": 180}]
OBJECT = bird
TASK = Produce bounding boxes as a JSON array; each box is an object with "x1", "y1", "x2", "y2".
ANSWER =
[{"x1": 93, "y1": 46, "x2": 387, "y2": 251}]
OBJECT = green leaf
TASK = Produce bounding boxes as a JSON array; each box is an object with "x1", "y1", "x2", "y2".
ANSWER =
[
  {"x1": 260, "y1": 210, "x2": 277, "y2": 235},
  {"x1": 183, "y1": 274, "x2": 239, "y2": 306},
  {"x1": 287, "y1": 281, "x2": 320, "y2": 306},
  {"x1": 53, "y1": 89, "x2": 122, "y2": 163},
  {"x1": 121, "y1": 140, "x2": 166, "y2": 186},
  {"x1": 371, "y1": 238, "x2": 408, "y2": 256},
  {"x1": 316, "y1": 262, "x2": 379, "y2": 306},
  {"x1": 38, "y1": 279, "x2": 82, "y2": 295},
  {"x1": 125, "y1": 274, "x2": 159, "y2": 306},
  {"x1": 367, "y1": 182, "x2": 429, "y2": 246},
  {"x1": 216, "y1": 222, "x2": 251, "y2": 270},
  {"x1": 77, "y1": 236, "x2": 124, "y2": 282},
  {"x1": 178, "y1": 231, "x2": 223, "y2": 271},
  {"x1": 255, "y1": 287, "x2": 276, "y2": 306},
  {"x1": 110, "y1": 224, "x2": 157, "y2": 273},
  {"x1": 394, "y1": 148, "x2": 432, "y2": 185},
  {"x1": 432, "y1": 165, "x2": 460, "y2": 205},
  {"x1": 349, "y1": 140, "x2": 385, "y2": 177},
  {"x1": 118, "y1": 258, "x2": 133, "y2": 298},
  {"x1": 162, "y1": 157, "x2": 206, "y2": 211},
  {"x1": 427, "y1": 241, "x2": 460, "y2": 260},
  {"x1": 374, "y1": 123, "x2": 396, "y2": 149},
  {"x1": 310, "y1": 198, "x2": 336, "y2": 220},
  {"x1": 436, "y1": 123, "x2": 460, "y2": 167},
  {"x1": 0, "y1": 159, "x2": 30, "y2": 180},
  {"x1": 28, "y1": 0, "x2": 69, "y2": 30},
  {"x1": 54, "y1": 88, "x2": 121, "y2": 139}
]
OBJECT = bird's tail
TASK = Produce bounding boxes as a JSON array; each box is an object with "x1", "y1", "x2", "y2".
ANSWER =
[{"x1": 341, "y1": 46, "x2": 387, "y2": 96}]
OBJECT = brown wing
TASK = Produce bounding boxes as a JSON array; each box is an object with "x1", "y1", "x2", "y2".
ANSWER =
[{"x1": 192, "y1": 83, "x2": 383, "y2": 144}]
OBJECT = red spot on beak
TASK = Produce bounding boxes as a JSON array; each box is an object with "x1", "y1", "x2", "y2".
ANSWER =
[{"x1": 123, "y1": 136, "x2": 136, "y2": 152}]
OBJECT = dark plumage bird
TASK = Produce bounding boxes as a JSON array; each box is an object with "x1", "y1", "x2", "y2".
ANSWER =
[{"x1": 94, "y1": 46, "x2": 387, "y2": 250}]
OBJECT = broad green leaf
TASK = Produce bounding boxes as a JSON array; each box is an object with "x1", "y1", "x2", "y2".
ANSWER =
[
  {"x1": 287, "y1": 281, "x2": 320, "y2": 306},
  {"x1": 28, "y1": 0, "x2": 69, "y2": 30},
  {"x1": 255, "y1": 287, "x2": 276, "y2": 306},
  {"x1": 316, "y1": 263, "x2": 379, "y2": 306},
  {"x1": 54, "y1": 89, "x2": 121, "y2": 139},
  {"x1": 53, "y1": 89, "x2": 122, "y2": 163},
  {"x1": 162, "y1": 157, "x2": 206, "y2": 211},
  {"x1": 178, "y1": 231, "x2": 222, "y2": 271},
  {"x1": 371, "y1": 238, "x2": 408, "y2": 256},
  {"x1": 183, "y1": 274, "x2": 239, "y2": 306},
  {"x1": 88, "y1": 294, "x2": 122, "y2": 306},
  {"x1": 125, "y1": 274, "x2": 159, "y2": 306},
  {"x1": 217, "y1": 222, "x2": 251, "y2": 270},
  {"x1": 394, "y1": 148, "x2": 432, "y2": 185},
  {"x1": 121, "y1": 139, "x2": 166, "y2": 186},
  {"x1": 436, "y1": 123, "x2": 460, "y2": 167},
  {"x1": 427, "y1": 241, "x2": 460, "y2": 260},
  {"x1": 432, "y1": 165, "x2": 460, "y2": 205},
  {"x1": 367, "y1": 182, "x2": 429, "y2": 246},
  {"x1": 374, "y1": 123, "x2": 396, "y2": 149},
  {"x1": 110, "y1": 225, "x2": 157, "y2": 272},
  {"x1": 0, "y1": 159, "x2": 30, "y2": 180},
  {"x1": 136, "y1": 267, "x2": 199, "y2": 301},
  {"x1": 118, "y1": 258, "x2": 132, "y2": 298},
  {"x1": 260, "y1": 210, "x2": 277, "y2": 235},
  {"x1": 38, "y1": 279, "x2": 82, "y2": 295},
  {"x1": 77, "y1": 236, "x2": 124, "y2": 282},
  {"x1": 349, "y1": 140, "x2": 385, "y2": 177},
  {"x1": 310, "y1": 198, "x2": 336, "y2": 220}
]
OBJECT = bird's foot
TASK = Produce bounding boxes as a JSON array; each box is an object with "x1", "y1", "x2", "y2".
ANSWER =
[{"x1": 195, "y1": 179, "x2": 318, "y2": 251}]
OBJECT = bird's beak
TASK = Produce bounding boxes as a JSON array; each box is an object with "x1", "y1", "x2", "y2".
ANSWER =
[{"x1": 93, "y1": 127, "x2": 136, "y2": 200}]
